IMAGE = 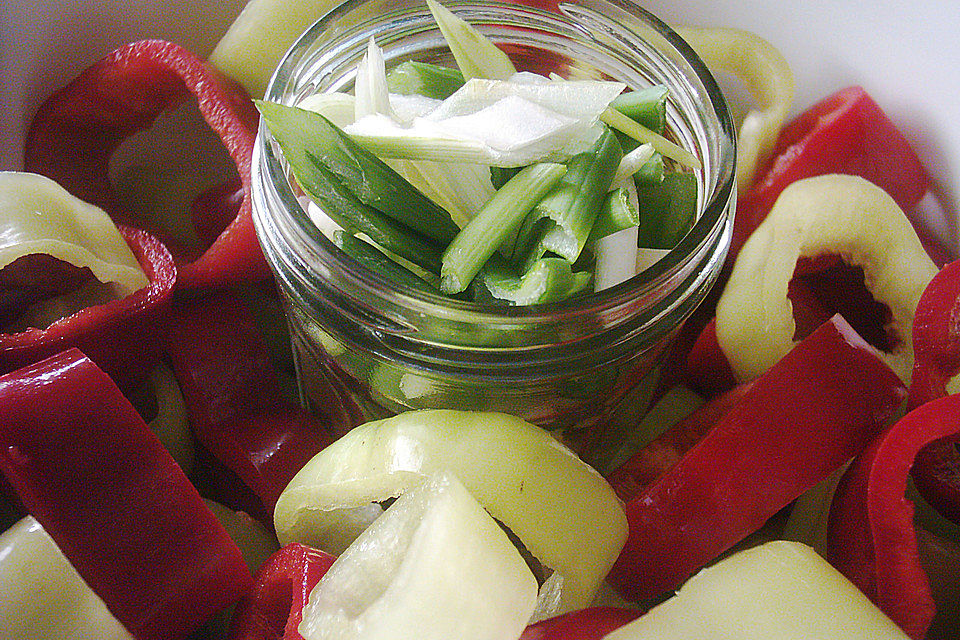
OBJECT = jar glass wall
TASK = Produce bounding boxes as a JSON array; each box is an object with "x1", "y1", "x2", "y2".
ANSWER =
[{"x1": 252, "y1": 0, "x2": 736, "y2": 449}]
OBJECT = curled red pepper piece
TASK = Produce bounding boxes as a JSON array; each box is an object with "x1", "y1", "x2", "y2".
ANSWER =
[
  {"x1": 164, "y1": 292, "x2": 349, "y2": 525},
  {"x1": 519, "y1": 607, "x2": 640, "y2": 640},
  {"x1": 828, "y1": 394, "x2": 960, "y2": 639},
  {"x1": 1, "y1": 225, "x2": 176, "y2": 390},
  {"x1": 0, "y1": 348, "x2": 252, "y2": 640},
  {"x1": 24, "y1": 39, "x2": 269, "y2": 289},
  {"x1": 732, "y1": 86, "x2": 929, "y2": 256},
  {"x1": 683, "y1": 317, "x2": 737, "y2": 397},
  {"x1": 606, "y1": 315, "x2": 906, "y2": 603},
  {"x1": 907, "y1": 259, "x2": 960, "y2": 525},
  {"x1": 230, "y1": 543, "x2": 336, "y2": 640}
]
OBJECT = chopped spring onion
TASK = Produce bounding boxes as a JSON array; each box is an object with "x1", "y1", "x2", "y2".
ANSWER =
[
  {"x1": 589, "y1": 185, "x2": 640, "y2": 243},
  {"x1": 355, "y1": 36, "x2": 396, "y2": 120},
  {"x1": 529, "y1": 127, "x2": 623, "y2": 263},
  {"x1": 473, "y1": 255, "x2": 593, "y2": 306},
  {"x1": 257, "y1": 101, "x2": 460, "y2": 246},
  {"x1": 386, "y1": 60, "x2": 465, "y2": 100},
  {"x1": 637, "y1": 171, "x2": 699, "y2": 250},
  {"x1": 426, "y1": 0, "x2": 516, "y2": 80},
  {"x1": 334, "y1": 231, "x2": 441, "y2": 294},
  {"x1": 441, "y1": 162, "x2": 566, "y2": 294},
  {"x1": 610, "y1": 85, "x2": 669, "y2": 133},
  {"x1": 601, "y1": 107, "x2": 701, "y2": 170}
]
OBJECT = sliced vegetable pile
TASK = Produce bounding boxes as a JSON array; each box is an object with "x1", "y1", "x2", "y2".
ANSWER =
[
  {"x1": 2, "y1": 1, "x2": 960, "y2": 640},
  {"x1": 257, "y1": 0, "x2": 702, "y2": 304}
]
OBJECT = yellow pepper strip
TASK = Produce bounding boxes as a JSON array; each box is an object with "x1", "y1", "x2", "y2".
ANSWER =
[
  {"x1": 210, "y1": 0, "x2": 343, "y2": 99},
  {"x1": 716, "y1": 174, "x2": 938, "y2": 384},
  {"x1": 0, "y1": 516, "x2": 134, "y2": 640},
  {"x1": 677, "y1": 27, "x2": 794, "y2": 191},
  {"x1": 0, "y1": 172, "x2": 149, "y2": 296},
  {"x1": 274, "y1": 409, "x2": 628, "y2": 615},
  {"x1": 128, "y1": 364, "x2": 195, "y2": 476},
  {"x1": 298, "y1": 472, "x2": 538, "y2": 640},
  {"x1": 605, "y1": 541, "x2": 909, "y2": 640}
]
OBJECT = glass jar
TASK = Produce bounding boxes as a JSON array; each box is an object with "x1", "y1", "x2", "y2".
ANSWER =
[{"x1": 252, "y1": 0, "x2": 736, "y2": 450}]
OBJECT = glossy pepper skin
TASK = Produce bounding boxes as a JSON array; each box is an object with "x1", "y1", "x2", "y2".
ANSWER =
[
  {"x1": 24, "y1": 39, "x2": 269, "y2": 289},
  {"x1": 164, "y1": 292, "x2": 349, "y2": 526},
  {"x1": 606, "y1": 316, "x2": 906, "y2": 604},
  {"x1": 0, "y1": 348, "x2": 252, "y2": 640},
  {"x1": 230, "y1": 543, "x2": 336, "y2": 640},
  {"x1": 828, "y1": 394, "x2": 960, "y2": 639},
  {"x1": 908, "y1": 260, "x2": 960, "y2": 525},
  {"x1": 731, "y1": 86, "x2": 929, "y2": 257},
  {"x1": 0, "y1": 225, "x2": 176, "y2": 391}
]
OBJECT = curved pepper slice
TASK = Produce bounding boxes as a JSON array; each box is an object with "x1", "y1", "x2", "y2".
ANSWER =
[
  {"x1": 519, "y1": 607, "x2": 640, "y2": 640},
  {"x1": 717, "y1": 174, "x2": 937, "y2": 384},
  {"x1": 164, "y1": 292, "x2": 346, "y2": 526},
  {"x1": 0, "y1": 516, "x2": 133, "y2": 639},
  {"x1": 230, "y1": 543, "x2": 336, "y2": 640},
  {"x1": 677, "y1": 27, "x2": 794, "y2": 193},
  {"x1": 0, "y1": 349, "x2": 252, "y2": 640},
  {"x1": 1, "y1": 224, "x2": 176, "y2": 390},
  {"x1": 906, "y1": 260, "x2": 960, "y2": 523},
  {"x1": 275, "y1": 409, "x2": 628, "y2": 615},
  {"x1": 732, "y1": 86, "x2": 929, "y2": 256},
  {"x1": 827, "y1": 394, "x2": 960, "y2": 639},
  {"x1": 606, "y1": 315, "x2": 906, "y2": 603},
  {"x1": 23, "y1": 39, "x2": 268, "y2": 290}
]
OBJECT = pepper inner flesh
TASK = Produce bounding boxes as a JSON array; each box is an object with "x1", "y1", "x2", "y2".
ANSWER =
[
  {"x1": 0, "y1": 256, "x2": 98, "y2": 331},
  {"x1": 788, "y1": 254, "x2": 895, "y2": 353}
]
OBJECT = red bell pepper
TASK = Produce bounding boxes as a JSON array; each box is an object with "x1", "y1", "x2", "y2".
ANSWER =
[
  {"x1": 0, "y1": 348, "x2": 252, "y2": 640},
  {"x1": 230, "y1": 543, "x2": 337, "y2": 640},
  {"x1": 164, "y1": 292, "x2": 350, "y2": 525},
  {"x1": 906, "y1": 259, "x2": 960, "y2": 526},
  {"x1": 519, "y1": 607, "x2": 640, "y2": 640},
  {"x1": 606, "y1": 315, "x2": 906, "y2": 603},
  {"x1": 828, "y1": 394, "x2": 960, "y2": 639},
  {"x1": 1, "y1": 225, "x2": 176, "y2": 390},
  {"x1": 732, "y1": 86, "x2": 929, "y2": 257},
  {"x1": 23, "y1": 39, "x2": 269, "y2": 290},
  {"x1": 683, "y1": 318, "x2": 737, "y2": 396}
]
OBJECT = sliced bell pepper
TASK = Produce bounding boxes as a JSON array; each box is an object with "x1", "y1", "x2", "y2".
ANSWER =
[
  {"x1": 23, "y1": 39, "x2": 269, "y2": 289},
  {"x1": 163, "y1": 292, "x2": 348, "y2": 525},
  {"x1": 229, "y1": 543, "x2": 336, "y2": 640},
  {"x1": 731, "y1": 86, "x2": 929, "y2": 257},
  {"x1": 1, "y1": 224, "x2": 176, "y2": 391},
  {"x1": 519, "y1": 607, "x2": 640, "y2": 640},
  {"x1": 827, "y1": 394, "x2": 960, "y2": 639},
  {"x1": 0, "y1": 348, "x2": 252, "y2": 640},
  {"x1": 717, "y1": 174, "x2": 937, "y2": 384},
  {"x1": 907, "y1": 259, "x2": 960, "y2": 524},
  {"x1": 606, "y1": 315, "x2": 906, "y2": 604}
]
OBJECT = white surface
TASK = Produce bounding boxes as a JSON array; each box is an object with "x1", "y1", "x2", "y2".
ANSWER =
[{"x1": 1, "y1": 0, "x2": 958, "y2": 242}]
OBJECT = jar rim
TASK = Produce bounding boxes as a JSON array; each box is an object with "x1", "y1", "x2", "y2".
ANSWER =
[{"x1": 254, "y1": 0, "x2": 736, "y2": 326}]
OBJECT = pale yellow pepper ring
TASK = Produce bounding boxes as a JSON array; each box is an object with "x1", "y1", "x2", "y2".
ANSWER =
[
  {"x1": 678, "y1": 27, "x2": 794, "y2": 192},
  {"x1": 0, "y1": 172, "x2": 148, "y2": 295},
  {"x1": 274, "y1": 409, "x2": 628, "y2": 615},
  {"x1": 716, "y1": 174, "x2": 937, "y2": 384}
]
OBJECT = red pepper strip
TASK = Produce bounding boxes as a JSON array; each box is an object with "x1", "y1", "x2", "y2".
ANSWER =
[
  {"x1": 164, "y1": 292, "x2": 347, "y2": 525},
  {"x1": 229, "y1": 543, "x2": 336, "y2": 640},
  {"x1": 683, "y1": 318, "x2": 738, "y2": 397},
  {"x1": 519, "y1": 607, "x2": 640, "y2": 640},
  {"x1": 907, "y1": 259, "x2": 960, "y2": 525},
  {"x1": 910, "y1": 260, "x2": 960, "y2": 409},
  {"x1": 23, "y1": 39, "x2": 269, "y2": 290},
  {"x1": 827, "y1": 395, "x2": 960, "y2": 639},
  {"x1": 193, "y1": 178, "x2": 245, "y2": 248},
  {"x1": 0, "y1": 225, "x2": 176, "y2": 391},
  {"x1": 606, "y1": 315, "x2": 906, "y2": 603},
  {"x1": 732, "y1": 86, "x2": 929, "y2": 257},
  {"x1": 0, "y1": 348, "x2": 252, "y2": 640}
]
